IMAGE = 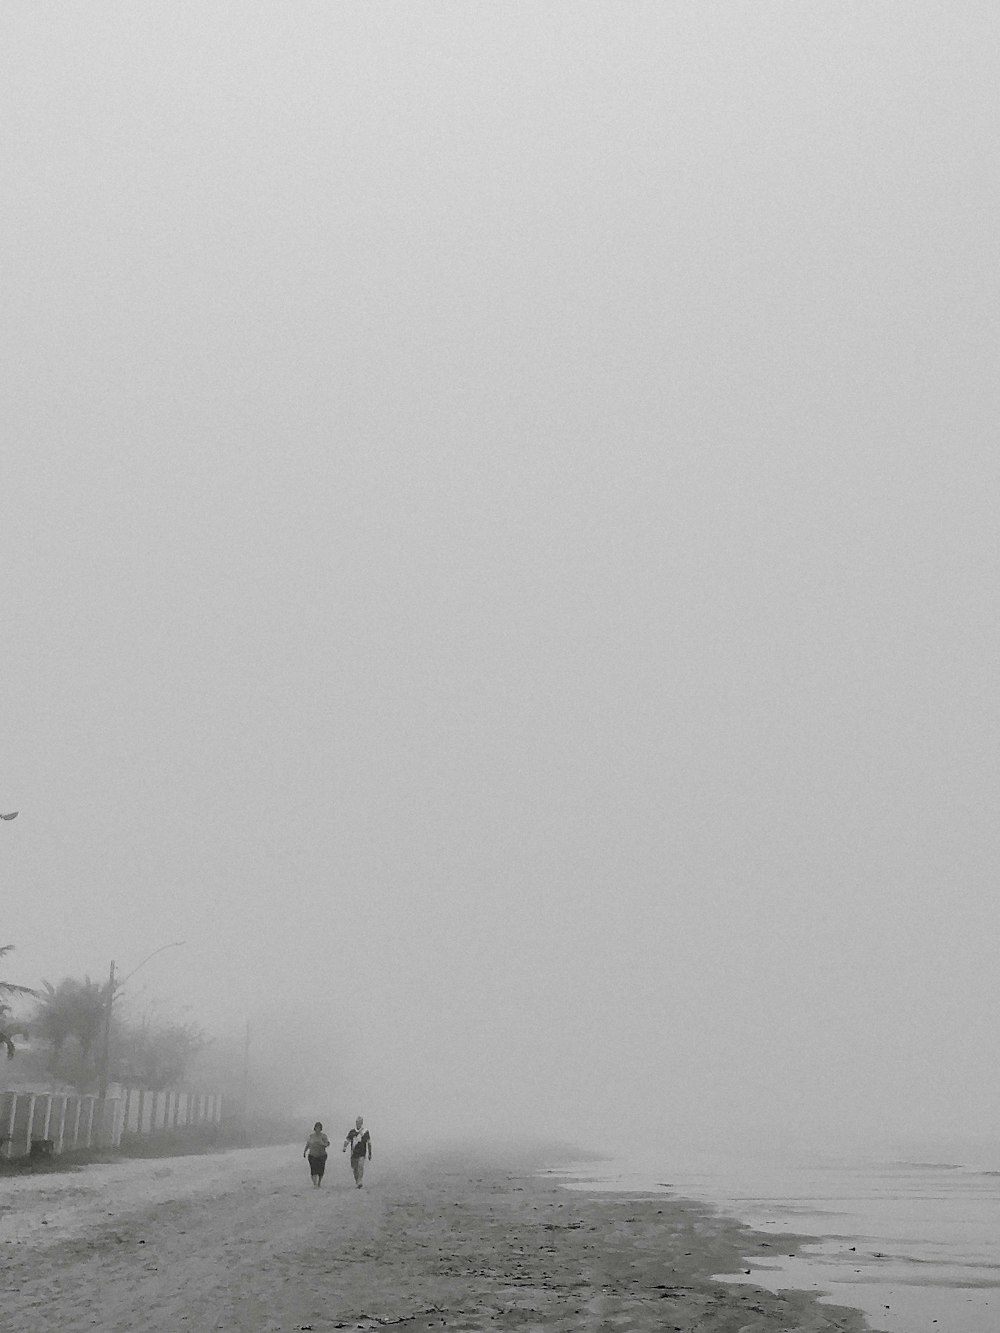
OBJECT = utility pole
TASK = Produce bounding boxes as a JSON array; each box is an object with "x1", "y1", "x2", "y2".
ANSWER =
[
  {"x1": 96, "y1": 960, "x2": 116, "y2": 1144},
  {"x1": 241, "y1": 1019, "x2": 251, "y2": 1138},
  {"x1": 94, "y1": 942, "x2": 184, "y2": 1147},
  {"x1": 98, "y1": 960, "x2": 116, "y2": 1101}
]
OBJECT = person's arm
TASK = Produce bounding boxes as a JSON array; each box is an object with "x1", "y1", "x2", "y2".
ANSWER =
[
  {"x1": 303, "y1": 1141, "x2": 309, "y2": 1158},
  {"x1": 342, "y1": 1132, "x2": 350, "y2": 1152},
  {"x1": 367, "y1": 1134, "x2": 372, "y2": 1160}
]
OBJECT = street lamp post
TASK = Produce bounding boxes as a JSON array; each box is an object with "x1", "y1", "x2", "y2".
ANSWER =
[
  {"x1": 96, "y1": 941, "x2": 186, "y2": 1143},
  {"x1": 96, "y1": 959, "x2": 117, "y2": 1107}
]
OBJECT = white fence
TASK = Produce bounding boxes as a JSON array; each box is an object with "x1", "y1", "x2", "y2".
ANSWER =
[
  {"x1": 0, "y1": 1086, "x2": 224, "y2": 1159},
  {"x1": 119, "y1": 1086, "x2": 223, "y2": 1139}
]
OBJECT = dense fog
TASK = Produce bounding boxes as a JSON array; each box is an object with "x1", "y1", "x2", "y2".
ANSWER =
[{"x1": 4, "y1": 4, "x2": 999, "y2": 1161}]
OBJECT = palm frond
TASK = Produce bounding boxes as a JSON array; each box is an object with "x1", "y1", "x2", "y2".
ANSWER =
[
  {"x1": 1, "y1": 945, "x2": 38, "y2": 999},
  {"x1": 0, "y1": 980, "x2": 37, "y2": 998}
]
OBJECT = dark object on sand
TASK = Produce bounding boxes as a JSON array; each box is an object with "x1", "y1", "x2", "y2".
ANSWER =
[
  {"x1": 30, "y1": 1139, "x2": 54, "y2": 1158},
  {"x1": 0, "y1": 811, "x2": 18, "y2": 820}
]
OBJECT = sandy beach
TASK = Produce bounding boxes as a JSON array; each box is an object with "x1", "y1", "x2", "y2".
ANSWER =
[{"x1": 0, "y1": 1143, "x2": 870, "y2": 1332}]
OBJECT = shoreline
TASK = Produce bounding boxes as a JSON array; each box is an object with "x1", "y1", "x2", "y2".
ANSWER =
[
  {"x1": 556, "y1": 1148, "x2": 1000, "y2": 1332},
  {"x1": 1, "y1": 1142, "x2": 871, "y2": 1330}
]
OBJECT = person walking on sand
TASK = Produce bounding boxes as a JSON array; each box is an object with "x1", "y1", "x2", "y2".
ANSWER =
[
  {"x1": 303, "y1": 1121, "x2": 330, "y2": 1187},
  {"x1": 343, "y1": 1115, "x2": 372, "y2": 1188}
]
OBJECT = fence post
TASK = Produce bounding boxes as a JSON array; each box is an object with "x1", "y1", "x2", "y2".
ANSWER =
[
  {"x1": 2, "y1": 1092, "x2": 16, "y2": 1158},
  {"x1": 112, "y1": 1096, "x2": 125, "y2": 1147},
  {"x1": 24, "y1": 1094, "x2": 37, "y2": 1155}
]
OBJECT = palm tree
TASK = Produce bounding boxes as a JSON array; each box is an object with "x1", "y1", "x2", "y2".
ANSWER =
[
  {"x1": 33, "y1": 976, "x2": 109, "y2": 1078},
  {"x1": 71, "y1": 977, "x2": 110, "y2": 1069},
  {"x1": 34, "y1": 979, "x2": 79, "y2": 1067},
  {"x1": 0, "y1": 945, "x2": 37, "y2": 1058}
]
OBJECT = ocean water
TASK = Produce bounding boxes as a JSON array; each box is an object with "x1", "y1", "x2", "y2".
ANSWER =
[{"x1": 547, "y1": 1149, "x2": 1000, "y2": 1332}]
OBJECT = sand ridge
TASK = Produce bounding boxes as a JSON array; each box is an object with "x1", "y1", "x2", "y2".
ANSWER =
[{"x1": 1, "y1": 1144, "x2": 871, "y2": 1331}]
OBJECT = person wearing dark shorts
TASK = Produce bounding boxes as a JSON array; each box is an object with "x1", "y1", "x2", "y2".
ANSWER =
[{"x1": 303, "y1": 1121, "x2": 330, "y2": 1187}]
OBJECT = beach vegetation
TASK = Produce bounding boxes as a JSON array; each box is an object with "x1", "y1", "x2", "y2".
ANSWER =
[
  {"x1": 0, "y1": 945, "x2": 37, "y2": 1058},
  {"x1": 27, "y1": 975, "x2": 207, "y2": 1092},
  {"x1": 115, "y1": 1016, "x2": 208, "y2": 1090},
  {"x1": 31, "y1": 974, "x2": 109, "y2": 1082}
]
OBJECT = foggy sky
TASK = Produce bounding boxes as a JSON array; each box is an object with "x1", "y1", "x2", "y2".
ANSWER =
[{"x1": 3, "y1": 3, "x2": 999, "y2": 1154}]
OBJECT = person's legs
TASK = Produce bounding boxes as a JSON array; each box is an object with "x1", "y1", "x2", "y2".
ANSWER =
[
  {"x1": 315, "y1": 1155, "x2": 326, "y2": 1187},
  {"x1": 352, "y1": 1154, "x2": 365, "y2": 1187}
]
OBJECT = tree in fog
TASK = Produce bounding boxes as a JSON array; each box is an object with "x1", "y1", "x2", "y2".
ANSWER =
[
  {"x1": 32, "y1": 975, "x2": 110, "y2": 1084},
  {"x1": 0, "y1": 945, "x2": 37, "y2": 1058},
  {"x1": 114, "y1": 1016, "x2": 207, "y2": 1090},
  {"x1": 34, "y1": 979, "x2": 78, "y2": 1067}
]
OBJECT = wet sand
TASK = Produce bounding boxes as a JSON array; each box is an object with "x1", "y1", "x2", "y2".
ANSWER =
[{"x1": 1, "y1": 1143, "x2": 870, "y2": 1331}]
